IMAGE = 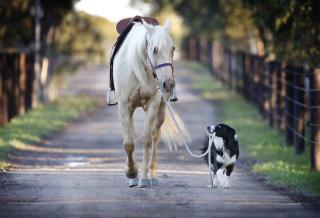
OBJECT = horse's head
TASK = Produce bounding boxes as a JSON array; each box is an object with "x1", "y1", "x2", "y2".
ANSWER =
[{"x1": 143, "y1": 18, "x2": 175, "y2": 99}]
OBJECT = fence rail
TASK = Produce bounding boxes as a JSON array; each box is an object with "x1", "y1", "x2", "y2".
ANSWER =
[
  {"x1": 183, "y1": 36, "x2": 320, "y2": 170},
  {"x1": 0, "y1": 51, "x2": 35, "y2": 126}
]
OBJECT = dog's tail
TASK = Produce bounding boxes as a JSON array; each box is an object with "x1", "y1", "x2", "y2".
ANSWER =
[{"x1": 161, "y1": 103, "x2": 191, "y2": 151}]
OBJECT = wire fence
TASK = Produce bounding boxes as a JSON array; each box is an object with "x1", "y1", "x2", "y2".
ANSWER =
[
  {"x1": 183, "y1": 36, "x2": 320, "y2": 170},
  {"x1": 0, "y1": 50, "x2": 35, "y2": 126}
]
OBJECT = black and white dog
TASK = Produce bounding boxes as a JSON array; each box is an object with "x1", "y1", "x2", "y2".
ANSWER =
[{"x1": 201, "y1": 123, "x2": 239, "y2": 188}]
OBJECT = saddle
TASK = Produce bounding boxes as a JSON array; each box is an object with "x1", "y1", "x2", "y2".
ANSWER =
[
  {"x1": 116, "y1": 16, "x2": 159, "y2": 34},
  {"x1": 107, "y1": 16, "x2": 159, "y2": 105}
]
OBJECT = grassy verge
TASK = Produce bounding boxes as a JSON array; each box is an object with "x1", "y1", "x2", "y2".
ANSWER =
[
  {"x1": 184, "y1": 61, "x2": 320, "y2": 196},
  {"x1": 0, "y1": 96, "x2": 98, "y2": 170}
]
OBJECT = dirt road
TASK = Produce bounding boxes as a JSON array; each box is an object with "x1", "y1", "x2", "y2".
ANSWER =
[{"x1": 0, "y1": 64, "x2": 319, "y2": 218}]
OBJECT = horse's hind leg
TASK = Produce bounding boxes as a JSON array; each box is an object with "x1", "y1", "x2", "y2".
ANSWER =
[
  {"x1": 149, "y1": 104, "x2": 165, "y2": 186},
  {"x1": 118, "y1": 103, "x2": 138, "y2": 182}
]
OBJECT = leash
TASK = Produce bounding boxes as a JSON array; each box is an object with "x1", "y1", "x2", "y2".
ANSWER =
[{"x1": 163, "y1": 96, "x2": 215, "y2": 188}]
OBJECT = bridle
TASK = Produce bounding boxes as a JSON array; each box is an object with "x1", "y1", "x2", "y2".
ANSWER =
[{"x1": 144, "y1": 34, "x2": 174, "y2": 81}]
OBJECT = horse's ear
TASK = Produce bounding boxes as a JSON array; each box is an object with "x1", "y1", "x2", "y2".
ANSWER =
[
  {"x1": 142, "y1": 18, "x2": 154, "y2": 33},
  {"x1": 163, "y1": 18, "x2": 172, "y2": 32}
]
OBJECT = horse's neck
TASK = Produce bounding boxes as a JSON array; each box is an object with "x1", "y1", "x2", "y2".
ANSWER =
[{"x1": 122, "y1": 25, "x2": 153, "y2": 88}]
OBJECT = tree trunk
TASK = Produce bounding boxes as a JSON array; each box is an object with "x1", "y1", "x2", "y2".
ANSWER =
[
  {"x1": 310, "y1": 69, "x2": 320, "y2": 170},
  {"x1": 0, "y1": 53, "x2": 8, "y2": 125}
]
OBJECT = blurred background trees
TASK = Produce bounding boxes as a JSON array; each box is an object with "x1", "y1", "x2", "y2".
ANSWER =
[
  {"x1": 0, "y1": 0, "x2": 116, "y2": 103},
  {"x1": 1, "y1": 0, "x2": 319, "y2": 120},
  {"x1": 133, "y1": 0, "x2": 320, "y2": 68}
]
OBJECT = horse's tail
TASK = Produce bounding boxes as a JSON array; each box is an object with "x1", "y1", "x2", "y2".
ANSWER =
[{"x1": 161, "y1": 103, "x2": 191, "y2": 151}]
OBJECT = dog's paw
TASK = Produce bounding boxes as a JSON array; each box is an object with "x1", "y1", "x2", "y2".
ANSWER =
[{"x1": 223, "y1": 177, "x2": 230, "y2": 189}]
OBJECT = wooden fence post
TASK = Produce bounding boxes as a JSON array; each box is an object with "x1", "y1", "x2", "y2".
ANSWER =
[
  {"x1": 268, "y1": 62, "x2": 276, "y2": 128},
  {"x1": 200, "y1": 38, "x2": 207, "y2": 64},
  {"x1": 309, "y1": 69, "x2": 320, "y2": 170},
  {"x1": 195, "y1": 37, "x2": 201, "y2": 62},
  {"x1": 7, "y1": 53, "x2": 17, "y2": 121},
  {"x1": 18, "y1": 53, "x2": 27, "y2": 115},
  {"x1": 183, "y1": 37, "x2": 189, "y2": 59},
  {"x1": 227, "y1": 50, "x2": 232, "y2": 89},
  {"x1": 189, "y1": 36, "x2": 196, "y2": 60},
  {"x1": 0, "y1": 53, "x2": 8, "y2": 125},
  {"x1": 237, "y1": 52, "x2": 245, "y2": 93},
  {"x1": 207, "y1": 40, "x2": 213, "y2": 72},
  {"x1": 293, "y1": 67, "x2": 306, "y2": 154},
  {"x1": 248, "y1": 55, "x2": 255, "y2": 102},
  {"x1": 285, "y1": 66, "x2": 294, "y2": 146},
  {"x1": 243, "y1": 54, "x2": 250, "y2": 98},
  {"x1": 257, "y1": 57, "x2": 265, "y2": 116},
  {"x1": 234, "y1": 52, "x2": 240, "y2": 91},
  {"x1": 252, "y1": 56, "x2": 260, "y2": 106},
  {"x1": 275, "y1": 63, "x2": 285, "y2": 131},
  {"x1": 25, "y1": 53, "x2": 34, "y2": 111}
]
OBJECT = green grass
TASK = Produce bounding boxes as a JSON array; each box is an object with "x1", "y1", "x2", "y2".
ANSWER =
[
  {"x1": 185, "y1": 61, "x2": 320, "y2": 196},
  {"x1": 0, "y1": 96, "x2": 98, "y2": 169}
]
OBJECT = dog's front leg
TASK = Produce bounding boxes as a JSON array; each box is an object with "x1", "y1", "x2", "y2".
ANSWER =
[
  {"x1": 212, "y1": 173, "x2": 218, "y2": 188},
  {"x1": 207, "y1": 170, "x2": 219, "y2": 188},
  {"x1": 224, "y1": 164, "x2": 234, "y2": 189},
  {"x1": 223, "y1": 175, "x2": 230, "y2": 188}
]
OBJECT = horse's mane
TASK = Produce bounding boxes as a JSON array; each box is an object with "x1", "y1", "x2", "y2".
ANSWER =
[{"x1": 120, "y1": 23, "x2": 172, "y2": 86}]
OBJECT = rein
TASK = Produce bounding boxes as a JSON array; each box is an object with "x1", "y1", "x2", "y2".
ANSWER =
[{"x1": 163, "y1": 96, "x2": 215, "y2": 188}]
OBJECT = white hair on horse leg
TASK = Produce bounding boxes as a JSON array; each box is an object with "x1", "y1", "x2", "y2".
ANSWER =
[{"x1": 161, "y1": 103, "x2": 191, "y2": 151}]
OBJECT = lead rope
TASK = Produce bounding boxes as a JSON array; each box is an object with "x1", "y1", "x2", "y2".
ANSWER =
[
  {"x1": 144, "y1": 34, "x2": 214, "y2": 186},
  {"x1": 163, "y1": 95, "x2": 215, "y2": 187}
]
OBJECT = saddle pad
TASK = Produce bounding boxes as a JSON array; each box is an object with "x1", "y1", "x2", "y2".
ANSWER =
[{"x1": 116, "y1": 16, "x2": 159, "y2": 34}]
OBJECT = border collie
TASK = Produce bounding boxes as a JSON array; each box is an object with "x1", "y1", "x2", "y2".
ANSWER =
[{"x1": 201, "y1": 123, "x2": 239, "y2": 188}]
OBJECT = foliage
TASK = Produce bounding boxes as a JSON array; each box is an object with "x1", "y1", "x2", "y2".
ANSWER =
[
  {"x1": 0, "y1": 0, "x2": 77, "y2": 49},
  {"x1": 0, "y1": 0, "x2": 34, "y2": 48},
  {"x1": 134, "y1": 0, "x2": 320, "y2": 67},
  {"x1": 132, "y1": 0, "x2": 258, "y2": 51},
  {"x1": 54, "y1": 11, "x2": 117, "y2": 67},
  {"x1": 187, "y1": 61, "x2": 320, "y2": 196},
  {"x1": 243, "y1": 0, "x2": 320, "y2": 67},
  {"x1": 0, "y1": 96, "x2": 98, "y2": 169}
]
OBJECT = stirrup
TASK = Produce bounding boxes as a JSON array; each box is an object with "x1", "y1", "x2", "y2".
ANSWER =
[
  {"x1": 169, "y1": 86, "x2": 178, "y2": 102},
  {"x1": 107, "y1": 88, "x2": 118, "y2": 106}
]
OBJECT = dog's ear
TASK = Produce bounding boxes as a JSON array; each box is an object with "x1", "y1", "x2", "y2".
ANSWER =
[
  {"x1": 226, "y1": 127, "x2": 236, "y2": 144},
  {"x1": 225, "y1": 127, "x2": 239, "y2": 157}
]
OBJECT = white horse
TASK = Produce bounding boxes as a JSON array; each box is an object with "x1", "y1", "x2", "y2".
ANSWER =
[{"x1": 112, "y1": 18, "x2": 190, "y2": 188}]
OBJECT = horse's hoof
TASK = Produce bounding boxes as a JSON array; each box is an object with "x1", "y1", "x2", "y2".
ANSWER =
[
  {"x1": 128, "y1": 178, "x2": 138, "y2": 187},
  {"x1": 138, "y1": 179, "x2": 151, "y2": 188},
  {"x1": 150, "y1": 178, "x2": 159, "y2": 186},
  {"x1": 125, "y1": 168, "x2": 138, "y2": 179}
]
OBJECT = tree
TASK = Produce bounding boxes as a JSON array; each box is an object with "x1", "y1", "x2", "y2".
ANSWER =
[
  {"x1": 54, "y1": 11, "x2": 116, "y2": 69},
  {"x1": 242, "y1": 0, "x2": 320, "y2": 67},
  {"x1": 0, "y1": 0, "x2": 78, "y2": 102},
  {"x1": 132, "y1": 0, "x2": 258, "y2": 51},
  {"x1": 0, "y1": 0, "x2": 34, "y2": 49}
]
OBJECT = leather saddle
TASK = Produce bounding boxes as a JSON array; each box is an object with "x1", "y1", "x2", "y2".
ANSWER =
[{"x1": 116, "y1": 16, "x2": 159, "y2": 34}]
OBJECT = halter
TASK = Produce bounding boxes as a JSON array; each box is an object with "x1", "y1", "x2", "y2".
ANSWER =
[{"x1": 145, "y1": 35, "x2": 174, "y2": 80}]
